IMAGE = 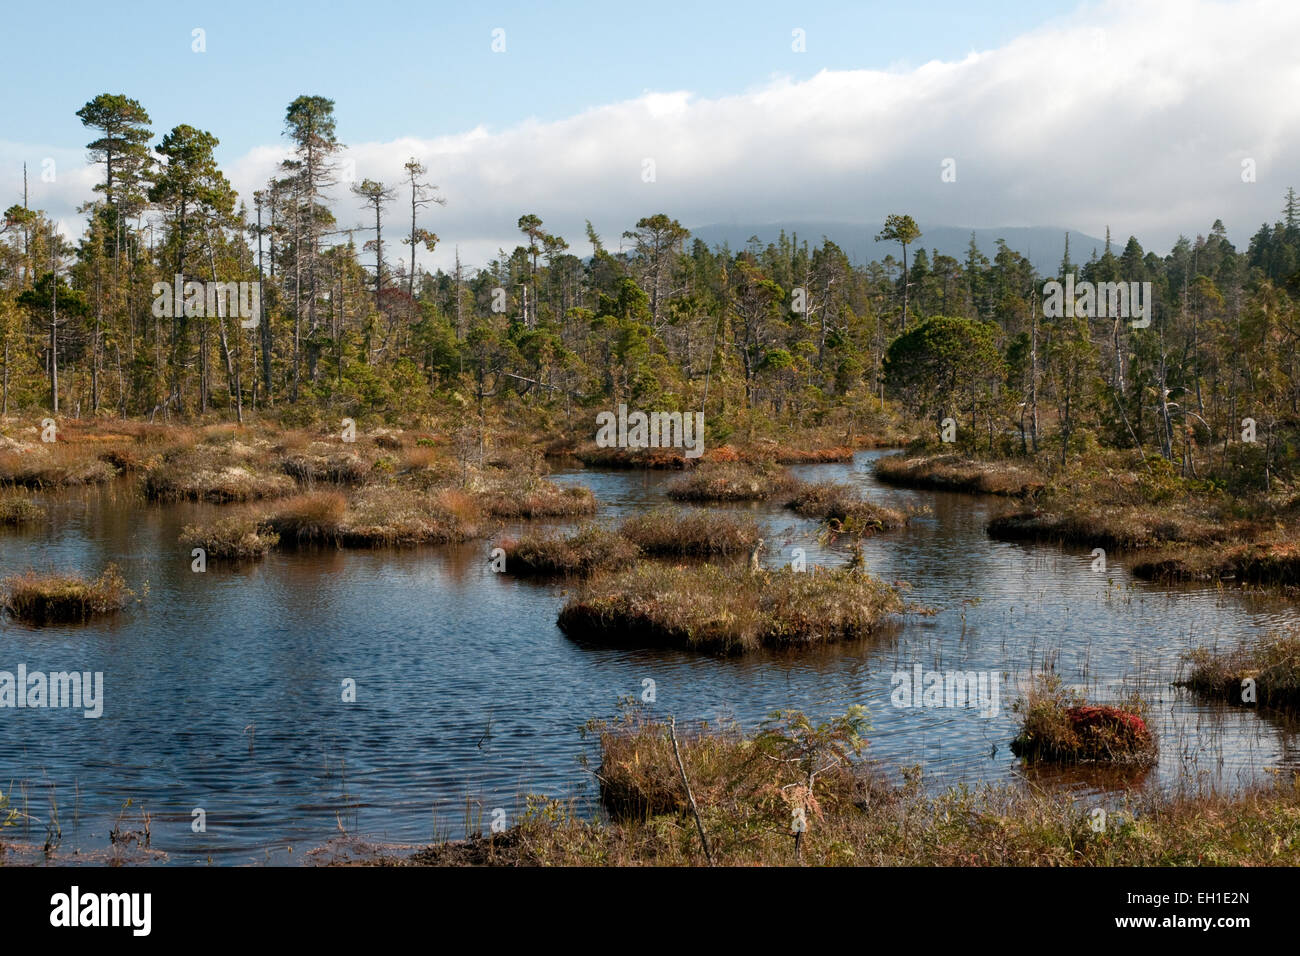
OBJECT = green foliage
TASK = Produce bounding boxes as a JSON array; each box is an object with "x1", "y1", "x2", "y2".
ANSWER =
[{"x1": 883, "y1": 315, "x2": 1004, "y2": 422}]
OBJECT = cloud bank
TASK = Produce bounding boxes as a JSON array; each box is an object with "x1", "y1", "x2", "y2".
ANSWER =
[{"x1": 5, "y1": 0, "x2": 1296, "y2": 273}]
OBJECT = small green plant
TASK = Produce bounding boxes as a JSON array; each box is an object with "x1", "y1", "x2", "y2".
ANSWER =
[{"x1": 754, "y1": 707, "x2": 870, "y2": 862}]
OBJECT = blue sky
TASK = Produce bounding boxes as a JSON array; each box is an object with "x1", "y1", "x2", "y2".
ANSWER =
[
  {"x1": 7, "y1": 0, "x2": 1080, "y2": 165},
  {"x1": 3, "y1": 0, "x2": 1295, "y2": 272}
]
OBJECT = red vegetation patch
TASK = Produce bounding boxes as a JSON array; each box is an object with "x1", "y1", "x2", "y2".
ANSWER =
[
  {"x1": 1067, "y1": 706, "x2": 1150, "y2": 742},
  {"x1": 1011, "y1": 676, "x2": 1156, "y2": 765}
]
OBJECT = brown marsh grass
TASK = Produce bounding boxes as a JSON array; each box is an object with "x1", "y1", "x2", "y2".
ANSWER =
[
  {"x1": 1182, "y1": 628, "x2": 1300, "y2": 712},
  {"x1": 143, "y1": 444, "x2": 295, "y2": 502},
  {"x1": 619, "y1": 509, "x2": 761, "y2": 556},
  {"x1": 0, "y1": 491, "x2": 44, "y2": 526},
  {"x1": 664, "y1": 460, "x2": 798, "y2": 502},
  {"x1": 2, "y1": 565, "x2": 133, "y2": 624},
  {"x1": 179, "y1": 515, "x2": 280, "y2": 560},
  {"x1": 557, "y1": 561, "x2": 903, "y2": 654},
  {"x1": 264, "y1": 488, "x2": 481, "y2": 548},
  {"x1": 785, "y1": 481, "x2": 910, "y2": 533},
  {"x1": 874, "y1": 453, "x2": 1044, "y2": 496},
  {"x1": 499, "y1": 526, "x2": 639, "y2": 577}
]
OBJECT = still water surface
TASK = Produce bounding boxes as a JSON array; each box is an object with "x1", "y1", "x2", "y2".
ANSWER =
[{"x1": 2, "y1": 450, "x2": 1297, "y2": 863}]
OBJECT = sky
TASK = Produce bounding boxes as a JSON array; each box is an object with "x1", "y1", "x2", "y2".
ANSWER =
[{"x1": 2, "y1": 0, "x2": 1296, "y2": 273}]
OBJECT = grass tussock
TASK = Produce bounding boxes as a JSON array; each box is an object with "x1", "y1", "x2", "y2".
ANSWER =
[
  {"x1": 337, "y1": 487, "x2": 479, "y2": 546},
  {"x1": 571, "y1": 440, "x2": 858, "y2": 469},
  {"x1": 278, "y1": 447, "x2": 373, "y2": 486},
  {"x1": 2, "y1": 565, "x2": 133, "y2": 624},
  {"x1": 479, "y1": 476, "x2": 597, "y2": 518},
  {"x1": 264, "y1": 491, "x2": 348, "y2": 544},
  {"x1": 1010, "y1": 675, "x2": 1156, "y2": 765},
  {"x1": 1182, "y1": 629, "x2": 1300, "y2": 712},
  {"x1": 593, "y1": 709, "x2": 871, "y2": 823},
  {"x1": 785, "y1": 481, "x2": 910, "y2": 534},
  {"x1": 0, "y1": 492, "x2": 44, "y2": 526},
  {"x1": 988, "y1": 507, "x2": 1232, "y2": 551},
  {"x1": 499, "y1": 526, "x2": 638, "y2": 577},
  {"x1": 179, "y1": 515, "x2": 280, "y2": 560},
  {"x1": 143, "y1": 445, "x2": 295, "y2": 503},
  {"x1": 1133, "y1": 538, "x2": 1300, "y2": 586},
  {"x1": 265, "y1": 488, "x2": 481, "y2": 548},
  {"x1": 768, "y1": 446, "x2": 855, "y2": 464},
  {"x1": 557, "y1": 561, "x2": 903, "y2": 654},
  {"x1": 664, "y1": 461, "x2": 797, "y2": 502},
  {"x1": 0, "y1": 443, "x2": 117, "y2": 489},
  {"x1": 619, "y1": 509, "x2": 760, "y2": 556},
  {"x1": 874, "y1": 453, "x2": 1043, "y2": 497},
  {"x1": 400, "y1": 444, "x2": 460, "y2": 486},
  {"x1": 573, "y1": 444, "x2": 697, "y2": 469}
]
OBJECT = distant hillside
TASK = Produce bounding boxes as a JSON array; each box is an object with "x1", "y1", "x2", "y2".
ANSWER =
[{"x1": 686, "y1": 221, "x2": 1111, "y2": 274}]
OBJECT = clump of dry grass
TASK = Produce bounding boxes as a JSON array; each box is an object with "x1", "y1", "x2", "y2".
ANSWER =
[
  {"x1": 618, "y1": 509, "x2": 761, "y2": 556},
  {"x1": 117, "y1": 421, "x2": 201, "y2": 446},
  {"x1": 785, "y1": 481, "x2": 909, "y2": 533},
  {"x1": 1134, "y1": 538, "x2": 1300, "y2": 586},
  {"x1": 479, "y1": 476, "x2": 597, "y2": 518},
  {"x1": 400, "y1": 444, "x2": 461, "y2": 487},
  {"x1": 558, "y1": 561, "x2": 903, "y2": 654},
  {"x1": 1182, "y1": 629, "x2": 1300, "y2": 712},
  {"x1": 499, "y1": 526, "x2": 639, "y2": 577},
  {"x1": 572, "y1": 444, "x2": 696, "y2": 469},
  {"x1": 143, "y1": 445, "x2": 295, "y2": 503},
  {"x1": 371, "y1": 429, "x2": 405, "y2": 450},
  {"x1": 179, "y1": 515, "x2": 280, "y2": 560},
  {"x1": 766, "y1": 445, "x2": 855, "y2": 464},
  {"x1": 1010, "y1": 675, "x2": 1156, "y2": 765},
  {"x1": 337, "y1": 487, "x2": 480, "y2": 546},
  {"x1": 874, "y1": 454, "x2": 1043, "y2": 496},
  {"x1": 2, "y1": 565, "x2": 133, "y2": 624},
  {"x1": 265, "y1": 487, "x2": 481, "y2": 548},
  {"x1": 430, "y1": 487, "x2": 482, "y2": 525},
  {"x1": 278, "y1": 448, "x2": 372, "y2": 486},
  {"x1": 96, "y1": 446, "x2": 147, "y2": 472},
  {"x1": 0, "y1": 492, "x2": 44, "y2": 526},
  {"x1": 988, "y1": 507, "x2": 1230, "y2": 551},
  {"x1": 0, "y1": 443, "x2": 117, "y2": 488},
  {"x1": 665, "y1": 461, "x2": 797, "y2": 502},
  {"x1": 591, "y1": 710, "x2": 865, "y2": 823},
  {"x1": 264, "y1": 491, "x2": 348, "y2": 544}
]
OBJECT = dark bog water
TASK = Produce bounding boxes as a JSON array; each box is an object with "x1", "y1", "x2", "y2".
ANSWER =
[{"x1": 2, "y1": 450, "x2": 1298, "y2": 864}]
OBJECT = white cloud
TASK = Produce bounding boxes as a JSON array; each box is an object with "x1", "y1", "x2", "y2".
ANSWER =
[{"x1": 6, "y1": 0, "x2": 1297, "y2": 274}]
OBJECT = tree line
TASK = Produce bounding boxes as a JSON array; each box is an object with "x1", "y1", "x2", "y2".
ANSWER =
[{"x1": 3, "y1": 92, "x2": 1300, "y2": 482}]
